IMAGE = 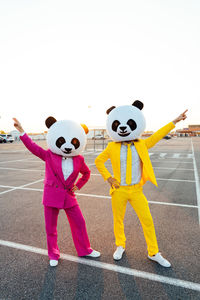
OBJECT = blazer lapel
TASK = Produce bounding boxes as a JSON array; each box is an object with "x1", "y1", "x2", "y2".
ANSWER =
[
  {"x1": 114, "y1": 142, "x2": 121, "y2": 177},
  {"x1": 72, "y1": 156, "x2": 78, "y2": 173},
  {"x1": 51, "y1": 152, "x2": 65, "y2": 184},
  {"x1": 65, "y1": 156, "x2": 79, "y2": 185},
  {"x1": 134, "y1": 139, "x2": 157, "y2": 185},
  {"x1": 134, "y1": 140, "x2": 145, "y2": 162}
]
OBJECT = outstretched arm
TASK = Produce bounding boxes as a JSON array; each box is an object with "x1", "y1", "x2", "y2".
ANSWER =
[
  {"x1": 145, "y1": 110, "x2": 188, "y2": 149},
  {"x1": 13, "y1": 118, "x2": 47, "y2": 161}
]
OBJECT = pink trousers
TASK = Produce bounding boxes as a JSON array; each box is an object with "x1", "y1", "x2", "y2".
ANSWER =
[{"x1": 44, "y1": 205, "x2": 93, "y2": 260}]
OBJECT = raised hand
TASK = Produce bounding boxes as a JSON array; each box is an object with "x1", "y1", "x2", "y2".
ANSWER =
[
  {"x1": 13, "y1": 118, "x2": 24, "y2": 133},
  {"x1": 173, "y1": 110, "x2": 188, "y2": 125}
]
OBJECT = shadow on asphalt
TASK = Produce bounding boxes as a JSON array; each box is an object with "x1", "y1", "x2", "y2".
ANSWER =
[
  {"x1": 38, "y1": 265, "x2": 57, "y2": 300},
  {"x1": 74, "y1": 260, "x2": 104, "y2": 300},
  {"x1": 114, "y1": 253, "x2": 143, "y2": 300}
]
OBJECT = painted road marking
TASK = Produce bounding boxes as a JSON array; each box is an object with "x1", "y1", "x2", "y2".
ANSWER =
[
  {"x1": 159, "y1": 153, "x2": 167, "y2": 158},
  {"x1": 0, "y1": 150, "x2": 27, "y2": 154},
  {"x1": 0, "y1": 179, "x2": 43, "y2": 195},
  {"x1": 156, "y1": 178, "x2": 194, "y2": 183},
  {"x1": 91, "y1": 176, "x2": 195, "y2": 183},
  {"x1": 172, "y1": 153, "x2": 181, "y2": 158},
  {"x1": 83, "y1": 151, "x2": 95, "y2": 155},
  {"x1": 148, "y1": 153, "x2": 193, "y2": 159},
  {"x1": 0, "y1": 166, "x2": 194, "y2": 173},
  {"x1": 153, "y1": 167, "x2": 194, "y2": 171},
  {"x1": 76, "y1": 193, "x2": 197, "y2": 208},
  {"x1": 191, "y1": 139, "x2": 200, "y2": 225},
  {"x1": 0, "y1": 158, "x2": 31, "y2": 164},
  {"x1": 151, "y1": 160, "x2": 193, "y2": 164},
  {"x1": 0, "y1": 184, "x2": 197, "y2": 209},
  {"x1": 0, "y1": 240, "x2": 200, "y2": 292},
  {"x1": 0, "y1": 167, "x2": 44, "y2": 172}
]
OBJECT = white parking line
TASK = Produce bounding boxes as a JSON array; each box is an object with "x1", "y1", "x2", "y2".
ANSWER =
[
  {"x1": 0, "y1": 158, "x2": 31, "y2": 164},
  {"x1": 172, "y1": 153, "x2": 181, "y2": 158},
  {"x1": 153, "y1": 167, "x2": 194, "y2": 171},
  {"x1": 90, "y1": 175, "x2": 195, "y2": 183},
  {"x1": 191, "y1": 139, "x2": 200, "y2": 225},
  {"x1": 157, "y1": 178, "x2": 194, "y2": 183},
  {"x1": 0, "y1": 167, "x2": 44, "y2": 172},
  {"x1": 148, "y1": 153, "x2": 193, "y2": 159},
  {"x1": 0, "y1": 185, "x2": 43, "y2": 192},
  {"x1": 0, "y1": 239, "x2": 200, "y2": 292},
  {"x1": 151, "y1": 160, "x2": 193, "y2": 164},
  {"x1": 76, "y1": 193, "x2": 197, "y2": 208},
  {"x1": 0, "y1": 179, "x2": 43, "y2": 195},
  {"x1": 0, "y1": 185, "x2": 197, "y2": 209},
  {"x1": 0, "y1": 166, "x2": 194, "y2": 173},
  {"x1": 0, "y1": 150, "x2": 27, "y2": 154},
  {"x1": 159, "y1": 153, "x2": 167, "y2": 158},
  {"x1": 82, "y1": 151, "x2": 95, "y2": 155}
]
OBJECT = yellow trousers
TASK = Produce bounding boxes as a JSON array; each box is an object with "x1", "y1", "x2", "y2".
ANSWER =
[{"x1": 111, "y1": 185, "x2": 159, "y2": 256}]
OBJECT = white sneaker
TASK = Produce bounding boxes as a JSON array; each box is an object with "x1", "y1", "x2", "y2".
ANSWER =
[
  {"x1": 86, "y1": 250, "x2": 101, "y2": 258},
  {"x1": 49, "y1": 260, "x2": 58, "y2": 267},
  {"x1": 113, "y1": 246, "x2": 125, "y2": 260},
  {"x1": 148, "y1": 252, "x2": 171, "y2": 267}
]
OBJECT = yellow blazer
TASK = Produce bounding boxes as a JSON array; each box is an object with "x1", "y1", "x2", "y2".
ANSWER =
[{"x1": 95, "y1": 122, "x2": 175, "y2": 189}]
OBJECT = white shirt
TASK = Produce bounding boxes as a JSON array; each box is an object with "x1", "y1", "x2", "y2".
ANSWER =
[
  {"x1": 62, "y1": 157, "x2": 74, "y2": 180},
  {"x1": 120, "y1": 143, "x2": 142, "y2": 186}
]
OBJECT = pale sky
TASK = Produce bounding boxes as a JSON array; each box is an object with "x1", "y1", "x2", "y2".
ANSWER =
[{"x1": 0, "y1": 0, "x2": 200, "y2": 133}]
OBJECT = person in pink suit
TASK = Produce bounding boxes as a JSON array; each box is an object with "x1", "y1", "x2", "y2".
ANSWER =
[{"x1": 13, "y1": 116, "x2": 100, "y2": 267}]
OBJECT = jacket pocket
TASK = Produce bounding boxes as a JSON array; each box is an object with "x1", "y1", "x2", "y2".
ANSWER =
[
  {"x1": 44, "y1": 180, "x2": 55, "y2": 187},
  {"x1": 110, "y1": 186, "x2": 116, "y2": 195}
]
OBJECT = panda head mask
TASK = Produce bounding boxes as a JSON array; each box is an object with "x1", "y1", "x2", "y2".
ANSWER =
[
  {"x1": 106, "y1": 100, "x2": 146, "y2": 142},
  {"x1": 45, "y1": 117, "x2": 88, "y2": 157}
]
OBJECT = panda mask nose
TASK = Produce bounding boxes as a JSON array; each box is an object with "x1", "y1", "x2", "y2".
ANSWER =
[
  {"x1": 119, "y1": 126, "x2": 127, "y2": 132},
  {"x1": 64, "y1": 147, "x2": 72, "y2": 153}
]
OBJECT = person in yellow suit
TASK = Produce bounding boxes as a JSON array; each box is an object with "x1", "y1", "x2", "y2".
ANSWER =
[{"x1": 95, "y1": 100, "x2": 187, "y2": 267}]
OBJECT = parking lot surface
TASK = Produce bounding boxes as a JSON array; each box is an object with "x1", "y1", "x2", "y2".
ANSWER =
[{"x1": 0, "y1": 137, "x2": 200, "y2": 299}]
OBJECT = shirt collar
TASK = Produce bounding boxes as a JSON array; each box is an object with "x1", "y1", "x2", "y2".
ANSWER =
[{"x1": 122, "y1": 141, "x2": 134, "y2": 146}]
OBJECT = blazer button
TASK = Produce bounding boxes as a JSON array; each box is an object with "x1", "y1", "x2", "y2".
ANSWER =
[
  {"x1": 56, "y1": 185, "x2": 58, "y2": 188},
  {"x1": 64, "y1": 187, "x2": 67, "y2": 190}
]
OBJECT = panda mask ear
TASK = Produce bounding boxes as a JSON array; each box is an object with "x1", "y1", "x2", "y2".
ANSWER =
[
  {"x1": 132, "y1": 100, "x2": 144, "y2": 110},
  {"x1": 81, "y1": 124, "x2": 89, "y2": 134},
  {"x1": 106, "y1": 106, "x2": 116, "y2": 114},
  {"x1": 45, "y1": 116, "x2": 57, "y2": 128}
]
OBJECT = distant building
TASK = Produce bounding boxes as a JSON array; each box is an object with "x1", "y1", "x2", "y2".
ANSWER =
[
  {"x1": 175, "y1": 125, "x2": 200, "y2": 137},
  {"x1": 141, "y1": 131, "x2": 154, "y2": 137},
  {"x1": 9, "y1": 130, "x2": 47, "y2": 141},
  {"x1": 88, "y1": 127, "x2": 108, "y2": 139}
]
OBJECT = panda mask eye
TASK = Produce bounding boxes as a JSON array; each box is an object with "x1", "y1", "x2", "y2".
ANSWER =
[
  {"x1": 56, "y1": 136, "x2": 66, "y2": 148},
  {"x1": 127, "y1": 119, "x2": 137, "y2": 131},
  {"x1": 112, "y1": 120, "x2": 121, "y2": 132},
  {"x1": 71, "y1": 138, "x2": 80, "y2": 149}
]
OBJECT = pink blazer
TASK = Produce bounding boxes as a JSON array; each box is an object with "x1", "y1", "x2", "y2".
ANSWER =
[{"x1": 20, "y1": 134, "x2": 90, "y2": 208}]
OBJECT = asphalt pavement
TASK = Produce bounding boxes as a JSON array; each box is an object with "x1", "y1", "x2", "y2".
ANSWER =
[{"x1": 0, "y1": 137, "x2": 200, "y2": 300}]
